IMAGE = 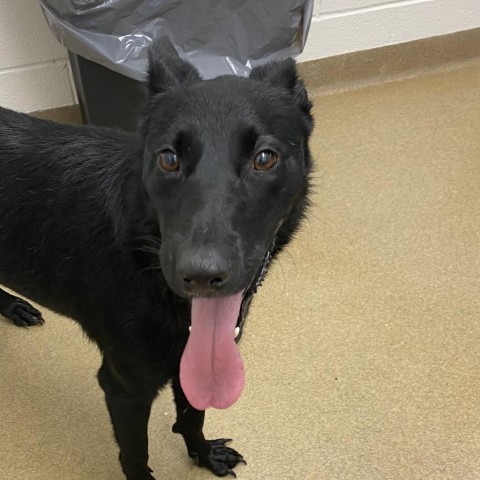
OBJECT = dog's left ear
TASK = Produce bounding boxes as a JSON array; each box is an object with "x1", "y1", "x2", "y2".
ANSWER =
[
  {"x1": 250, "y1": 58, "x2": 312, "y2": 121},
  {"x1": 147, "y1": 37, "x2": 201, "y2": 95}
]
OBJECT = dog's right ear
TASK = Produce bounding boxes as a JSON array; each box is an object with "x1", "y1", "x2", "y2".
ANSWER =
[{"x1": 147, "y1": 37, "x2": 201, "y2": 95}]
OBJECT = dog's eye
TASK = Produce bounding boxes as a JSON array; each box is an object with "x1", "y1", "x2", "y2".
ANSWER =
[
  {"x1": 253, "y1": 150, "x2": 278, "y2": 171},
  {"x1": 158, "y1": 149, "x2": 179, "y2": 172}
]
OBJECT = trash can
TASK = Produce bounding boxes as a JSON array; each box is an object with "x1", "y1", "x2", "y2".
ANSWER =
[{"x1": 40, "y1": 0, "x2": 313, "y2": 131}]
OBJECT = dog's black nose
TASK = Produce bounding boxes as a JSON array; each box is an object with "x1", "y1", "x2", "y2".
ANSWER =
[{"x1": 176, "y1": 252, "x2": 230, "y2": 294}]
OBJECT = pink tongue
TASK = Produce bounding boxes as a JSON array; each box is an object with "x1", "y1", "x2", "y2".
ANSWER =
[{"x1": 180, "y1": 292, "x2": 244, "y2": 410}]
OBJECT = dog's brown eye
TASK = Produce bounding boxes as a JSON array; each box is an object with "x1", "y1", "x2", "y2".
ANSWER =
[
  {"x1": 158, "y1": 149, "x2": 179, "y2": 172},
  {"x1": 253, "y1": 150, "x2": 277, "y2": 171}
]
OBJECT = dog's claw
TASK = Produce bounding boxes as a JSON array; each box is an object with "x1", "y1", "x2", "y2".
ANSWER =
[
  {"x1": 0, "y1": 298, "x2": 44, "y2": 327},
  {"x1": 212, "y1": 438, "x2": 233, "y2": 446},
  {"x1": 189, "y1": 438, "x2": 245, "y2": 478}
]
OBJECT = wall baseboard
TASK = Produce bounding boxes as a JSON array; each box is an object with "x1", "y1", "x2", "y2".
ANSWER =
[
  {"x1": 30, "y1": 27, "x2": 480, "y2": 123},
  {"x1": 298, "y1": 27, "x2": 480, "y2": 96},
  {"x1": 31, "y1": 105, "x2": 82, "y2": 124}
]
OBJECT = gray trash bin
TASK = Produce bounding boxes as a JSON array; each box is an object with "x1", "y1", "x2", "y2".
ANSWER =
[{"x1": 40, "y1": 0, "x2": 313, "y2": 130}]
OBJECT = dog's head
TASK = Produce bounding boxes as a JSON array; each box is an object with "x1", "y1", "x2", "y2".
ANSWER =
[
  {"x1": 141, "y1": 37, "x2": 313, "y2": 299},
  {"x1": 139, "y1": 37, "x2": 313, "y2": 410}
]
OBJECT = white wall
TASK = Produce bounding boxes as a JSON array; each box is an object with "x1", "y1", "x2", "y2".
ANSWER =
[
  {"x1": 0, "y1": 0, "x2": 74, "y2": 112},
  {"x1": 0, "y1": 0, "x2": 479, "y2": 112},
  {"x1": 299, "y1": 0, "x2": 480, "y2": 61}
]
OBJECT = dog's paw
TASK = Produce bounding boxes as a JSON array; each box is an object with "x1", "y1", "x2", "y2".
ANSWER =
[
  {"x1": 0, "y1": 297, "x2": 44, "y2": 327},
  {"x1": 189, "y1": 438, "x2": 246, "y2": 478}
]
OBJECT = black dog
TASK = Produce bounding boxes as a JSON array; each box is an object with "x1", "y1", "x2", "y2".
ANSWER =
[{"x1": 0, "y1": 38, "x2": 313, "y2": 479}]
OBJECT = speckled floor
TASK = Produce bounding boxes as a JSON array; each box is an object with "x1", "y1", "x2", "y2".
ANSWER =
[{"x1": 1, "y1": 62, "x2": 480, "y2": 480}]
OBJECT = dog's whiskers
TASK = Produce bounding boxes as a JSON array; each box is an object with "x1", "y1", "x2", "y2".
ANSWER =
[
  {"x1": 283, "y1": 249, "x2": 298, "y2": 279},
  {"x1": 135, "y1": 245, "x2": 161, "y2": 255},
  {"x1": 139, "y1": 265, "x2": 163, "y2": 274},
  {"x1": 276, "y1": 258, "x2": 287, "y2": 293},
  {"x1": 131, "y1": 234, "x2": 162, "y2": 257},
  {"x1": 135, "y1": 234, "x2": 162, "y2": 246}
]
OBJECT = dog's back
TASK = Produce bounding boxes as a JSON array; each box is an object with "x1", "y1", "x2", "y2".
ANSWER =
[{"x1": 0, "y1": 107, "x2": 140, "y2": 324}]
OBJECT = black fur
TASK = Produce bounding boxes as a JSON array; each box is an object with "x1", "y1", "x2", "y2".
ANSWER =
[{"x1": 0, "y1": 37, "x2": 313, "y2": 479}]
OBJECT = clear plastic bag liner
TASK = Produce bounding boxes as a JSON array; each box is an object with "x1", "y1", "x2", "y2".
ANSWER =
[{"x1": 40, "y1": 0, "x2": 313, "y2": 81}]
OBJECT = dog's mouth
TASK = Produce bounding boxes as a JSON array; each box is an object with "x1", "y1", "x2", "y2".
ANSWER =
[{"x1": 179, "y1": 245, "x2": 274, "y2": 410}]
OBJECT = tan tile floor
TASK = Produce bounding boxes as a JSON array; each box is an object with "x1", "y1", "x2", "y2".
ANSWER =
[{"x1": 1, "y1": 62, "x2": 480, "y2": 479}]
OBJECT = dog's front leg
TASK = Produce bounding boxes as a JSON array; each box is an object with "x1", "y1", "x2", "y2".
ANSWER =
[
  {"x1": 171, "y1": 377, "x2": 246, "y2": 478},
  {"x1": 98, "y1": 359, "x2": 155, "y2": 480}
]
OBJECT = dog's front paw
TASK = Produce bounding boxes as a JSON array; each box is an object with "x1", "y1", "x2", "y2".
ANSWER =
[
  {"x1": 189, "y1": 438, "x2": 246, "y2": 478},
  {"x1": 0, "y1": 297, "x2": 44, "y2": 327}
]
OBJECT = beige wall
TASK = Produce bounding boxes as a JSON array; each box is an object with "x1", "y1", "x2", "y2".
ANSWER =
[
  {"x1": 0, "y1": 0, "x2": 74, "y2": 112},
  {"x1": 0, "y1": 0, "x2": 479, "y2": 113},
  {"x1": 300, "y1": 0, "x2": 480, "y2": 61}
]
